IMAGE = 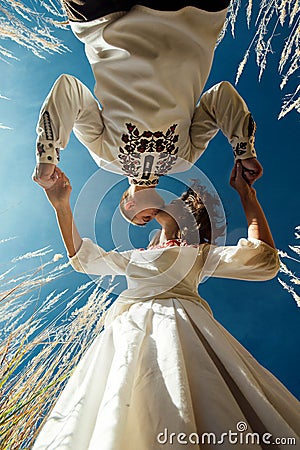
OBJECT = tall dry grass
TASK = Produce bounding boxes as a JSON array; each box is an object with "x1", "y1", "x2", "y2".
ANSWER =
[
  {"x1": 277, "y1": 225, "x2": 300, "y2": 307},
  {"x1": 219, "y1": 0, "x2": 299, "y2": 119},
  {"x1": 0, "y1": 0, "x2": 69, "y2": 63},
  {"x1": 0, "y1": 249, "x2": 115, "y2": 449}
]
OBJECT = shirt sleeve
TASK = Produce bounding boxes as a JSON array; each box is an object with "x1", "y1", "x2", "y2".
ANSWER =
[
  {"x1": 190, "y1": 81, "x2": 257, "y2": 162},
  {"x1": 69, "y1": 238, "x2": 132, "y2": 276},
  {"x1": 36, "y1": 74, "x2": 104, "y2": 165},
  {"x1": 200, "y1": 238, "x2": 280, "y2": 282}
]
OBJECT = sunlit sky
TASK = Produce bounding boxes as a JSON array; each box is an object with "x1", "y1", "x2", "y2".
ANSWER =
[{"x1": 0, "y1": 3, "x2": 299, "y2": 399}]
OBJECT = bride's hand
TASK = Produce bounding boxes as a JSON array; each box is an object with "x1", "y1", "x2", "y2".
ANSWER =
[
  {"x1": 44, "y1": 167, "x2": 72, "y2": 210},
  {"x1": 230, "y1": 160, "x2": 256, "y2": 200}
]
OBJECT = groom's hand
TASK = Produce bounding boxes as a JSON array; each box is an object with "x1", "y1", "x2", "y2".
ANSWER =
[
  {"x1": 240, "y1": 157, "x2": 263, "y2": 185},
  {"x1": 230, "y1": 160, "x2": 256, "y2": 199},
  {"x1": 32, "y1": 162, "x2": 58, "y2": 189}
]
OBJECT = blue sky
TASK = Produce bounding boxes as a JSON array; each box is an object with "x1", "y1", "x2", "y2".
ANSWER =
[{"x1": 0, "y1": 3, "x2": 299, "y2": 400}]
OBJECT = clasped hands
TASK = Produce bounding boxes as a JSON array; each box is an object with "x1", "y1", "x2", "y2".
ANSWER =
[{"x1": 32, "y1": 157, "x2": 263, "y2": 204}]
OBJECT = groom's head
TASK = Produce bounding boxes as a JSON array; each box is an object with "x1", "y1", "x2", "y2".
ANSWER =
[{"x1": 119, "y1": 185, "x2": 165, "y2": 225}]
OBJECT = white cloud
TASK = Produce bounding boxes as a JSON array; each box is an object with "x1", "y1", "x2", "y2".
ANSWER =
[{"x1": 0, "y1": 123, "x2": 13, "y2": 130}]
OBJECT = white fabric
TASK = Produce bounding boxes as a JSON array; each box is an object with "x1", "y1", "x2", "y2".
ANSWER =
[
  {"x1": 36, "y1": 7, "x2": 256, "y2": 184},
  {"x1": 32, "y1": 239, "x2": 300, "y2": 449}
]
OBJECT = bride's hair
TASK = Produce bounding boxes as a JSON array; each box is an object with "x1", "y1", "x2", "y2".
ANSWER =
[{"x1": 148, "y1": 181, "x2": 226, "y2": 247}]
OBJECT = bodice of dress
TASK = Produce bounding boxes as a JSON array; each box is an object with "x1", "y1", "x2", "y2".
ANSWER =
[
  {"x1": 121, "y1": 244, "x2": 204, "y2": 303},
  {"x1": 69, "y1": 236, "x2": 280, "y2": 323},
  {"x1": 106, "y1": 243, "x2": 214, "y2": 324}
]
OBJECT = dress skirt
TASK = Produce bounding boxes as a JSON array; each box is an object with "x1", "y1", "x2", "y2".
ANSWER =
[{"x1": 32, "y1": 298, "x2": 300, "y2": 450}]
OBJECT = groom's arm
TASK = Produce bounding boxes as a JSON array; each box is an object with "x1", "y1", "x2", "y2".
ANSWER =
[
  {"x1": 33, "y1": 73, "x2": 104, "y2": 189},
  {"x1": 190, "y1": 81, "x2": 262, "y2": 184}
]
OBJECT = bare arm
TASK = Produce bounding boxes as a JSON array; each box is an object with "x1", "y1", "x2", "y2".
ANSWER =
[
  {"x1": 230, "y1": 161, "x2": 275, "y2": 248},
  {"x1": 55, "y1": 204, "x2": 82, "y2": 258},
  {"x1": 44, "y1": 168, "x2": 82, "y2": 257},
  {"x1": 44, "y1": 168, "x2": 131, "y2": 276}
]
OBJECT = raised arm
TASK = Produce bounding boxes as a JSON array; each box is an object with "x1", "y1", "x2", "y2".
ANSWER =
[
  {"x1": 44, "y1": 167, "x2": 130, "y2": 276},
  {"x1": 33, "y1": 74, "x2": 104, "y2": 189},
  {"x1": 190, "y1": 81, "x2": 262, "y2": 185},
  {"x1": 44, "y1": 167, "x2": 82, "y2": 257},
  {"x1": 201, "y1": 161, "x2": 279, "y2": 282},
  {"x1": 230, "y1": 160, "x2": 275, "y2": 248}
]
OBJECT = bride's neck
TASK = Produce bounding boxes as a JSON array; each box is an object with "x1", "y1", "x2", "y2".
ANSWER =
[
  {"x1": 156, "y1": 209, "x2": 180, "y2": 242},
  {"x1": 160, "y1": 224, "x2": 180, "y2": 243}
]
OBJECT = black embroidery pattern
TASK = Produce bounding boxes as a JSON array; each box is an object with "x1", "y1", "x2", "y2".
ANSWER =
[
  {"x1": 36, "y1": 111, "x2": 60, "y2": 162},
  {"x1": 118, "y1": 123, "x2": 179, "y2": 184},
  {"x1": 36, "y1": 142, "x2": 60, "y2": 162},
  {"x1": 43, "y1": 111, "x2": 54, "y2": 141},
  {"x1": 233, "y1": 142, "x2": 247, "y2": 157},
  {"x1": 37, "y1": 142, "x2": 46, "y2": 157},
  {"x1": 248, "y1": 114, "x2": 256, "y2": 138},
  {"x1": 233, "y1": 114, "x2": 257, "y2": 158}
]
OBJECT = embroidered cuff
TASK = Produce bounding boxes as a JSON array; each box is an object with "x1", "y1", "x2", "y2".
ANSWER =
[
  {"x1": 36, "y1": 141, "x2": 60, "y2": 165},
  {"x1": 231, "y1": 113, "x2": 257, "y2": 160},
  {"x1": 231, "y1": 136, "x2": 257, "y2": 160}
]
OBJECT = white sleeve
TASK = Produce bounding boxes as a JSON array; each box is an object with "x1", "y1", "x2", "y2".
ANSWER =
[
  {"x1": 190, "y1": 81, "x2": 257, "y2": 162},
  {"x1": 36, "y1": 74, "x2": 104, "y2": 165},
  {"x1": 201, "y1": 238, "x2": 280, "y2": 282},
  {"x1": 69, "y1": 238, "x2": 131, "y2": 276}
]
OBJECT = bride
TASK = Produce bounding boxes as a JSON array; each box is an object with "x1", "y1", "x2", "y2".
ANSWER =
[{"x1": 32, "y1": 162, "x2": 300, "y2": 449}]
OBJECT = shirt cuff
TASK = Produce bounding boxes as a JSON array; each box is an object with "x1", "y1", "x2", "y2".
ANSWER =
[
  {"x1": 36, "y1": 141, "x2": 60, "y2": 165},
  {"x1": 231, "y1": 113, "x2": 257, "y2": 160},
  {"x1": 231, "y1": 136, "x2": 257, "y2": 160}
]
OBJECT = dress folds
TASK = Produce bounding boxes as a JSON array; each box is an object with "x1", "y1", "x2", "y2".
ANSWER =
[{"x1": 32, "y1": 239, "x2": 300, "y2": 449}]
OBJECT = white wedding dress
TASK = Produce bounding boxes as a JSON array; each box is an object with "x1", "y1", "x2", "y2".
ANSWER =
[{"x1": 32, "y1": 238, "x2": 300, "y2": 450}]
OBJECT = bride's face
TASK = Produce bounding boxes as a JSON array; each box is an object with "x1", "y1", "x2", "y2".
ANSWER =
[
  {"x1": 132, "y1": 208, "x2": 160, "y2": 226},
  {"x1": 155, "y1": 199, "x2": 198, "y2": 243},
  {"x1": 156, "y1": 200, "x2": 188, "y2": 225},
  {"x1": 126, "y1": 188, "x2": 165, "y2": 225},
  {"x1": 155, "y1": 202, "x2": 184, "y2": 241},
  {"x1": 156, "y1": 204, "x2": 177, "y2": 226}
]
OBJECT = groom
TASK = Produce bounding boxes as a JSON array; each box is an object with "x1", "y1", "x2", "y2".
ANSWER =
[{"x1": 33, "y1": 0, "x2": 262, "y2": 224}]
